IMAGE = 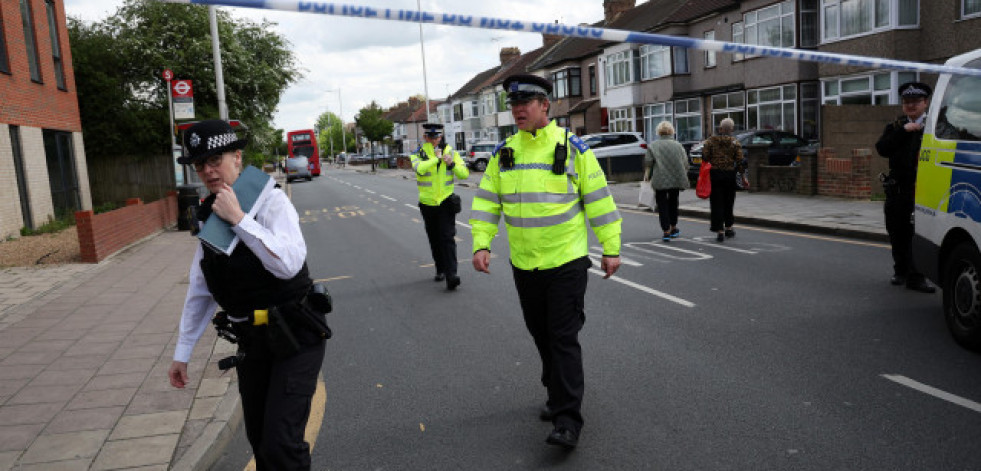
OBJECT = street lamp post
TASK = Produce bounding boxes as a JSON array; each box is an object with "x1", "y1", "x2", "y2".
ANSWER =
[{"x1": 325, "y1": 88, "x2": 345, "y2": 157}]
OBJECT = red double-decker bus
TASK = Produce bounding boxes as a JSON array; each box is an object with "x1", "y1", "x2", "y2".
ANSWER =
[{"x1": 287, "y1": 129, "x2": 321, "y2": 176}]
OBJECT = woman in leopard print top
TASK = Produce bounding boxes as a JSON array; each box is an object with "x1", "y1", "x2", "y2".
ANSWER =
[{"x1": 701, "y1": 118, "x2": 743, "y2": 242}]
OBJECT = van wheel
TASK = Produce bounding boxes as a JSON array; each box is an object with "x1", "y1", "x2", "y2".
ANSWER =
[
  {"x1": 475, "y1": 160, "x2": 487, "y2": 172},
  {"x1": 943, "y1": 243, "x2": 981, "y2": 352}
]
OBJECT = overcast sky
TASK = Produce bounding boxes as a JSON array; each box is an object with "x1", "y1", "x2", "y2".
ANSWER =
[{"x1": 63, "y1": 0, "x2": 607, "y2": 133}]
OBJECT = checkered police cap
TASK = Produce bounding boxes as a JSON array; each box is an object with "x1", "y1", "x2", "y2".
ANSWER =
[{"x1": 178, "y1": 119, "x2": 248, "y2": 164}]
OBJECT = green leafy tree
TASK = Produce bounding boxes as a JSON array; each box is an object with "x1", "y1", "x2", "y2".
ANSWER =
[
  {"x1": 314, "y1": 111, "x2": 345, "y2": 157},
  {"x1": 355, "y1": 101, "x2": 394, "y2": 171},
  {"x1": 68, "y1": 0, "x2": 300, "y2": 168}
]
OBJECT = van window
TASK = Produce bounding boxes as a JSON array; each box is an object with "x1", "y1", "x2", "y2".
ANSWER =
[{"x1": 936, "y1": 57, "x2": 981, "y2": 142}]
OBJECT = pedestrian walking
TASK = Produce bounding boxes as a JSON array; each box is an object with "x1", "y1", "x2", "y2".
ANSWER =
[
  {"x1": 411, "y1": 123, "x2": 469, "y2": 290},
  {"x1": 469, "y1": 74, "x2": 622, "y2": 450},
  {"x1": 643, "y1": 120, "x2": 690, "y2": 242},
  {"x1": 167, "y1": 119, "x2": 330, "y2": 470},
  {"x1": 875, "y1": 82, "x2": 936, "y2": 293},
  {"x1": 702, "y1": 118, "x2": 743, "y2": 242}
]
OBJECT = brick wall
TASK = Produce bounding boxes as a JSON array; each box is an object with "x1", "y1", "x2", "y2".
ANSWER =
[
  {"x1": 75, "y1": 192, "x2": 178, "y2": 263},
  {"x1": 816, "y1": 148, "x2": 874, "y2": 199}
]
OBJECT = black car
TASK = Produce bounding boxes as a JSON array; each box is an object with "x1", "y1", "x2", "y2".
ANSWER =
[{"x1": 687, "y1": 129, "x2": 814, "y2": 181}]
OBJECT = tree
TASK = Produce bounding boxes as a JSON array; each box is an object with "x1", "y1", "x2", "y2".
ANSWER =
[
  {"x1": 355, "y1": 101, "x2": 394, "y2": 171},
  {"x1": 68, "y1": 0, "x2": 300, "y2": 168},
  {"x1": 314, "y1": 111, "x2": 349, "y2": 157}
]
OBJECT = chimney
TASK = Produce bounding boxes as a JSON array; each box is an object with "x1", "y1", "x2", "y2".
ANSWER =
[
  {"x1": 499, "y1": 47, "x2": 521, "y2": 65},
  {"x1": 604, "y1": 0, "x2": 636, "y2": 22},
  {"x1": 542, "y1": 21, "x2": 563, "y2": 50}
]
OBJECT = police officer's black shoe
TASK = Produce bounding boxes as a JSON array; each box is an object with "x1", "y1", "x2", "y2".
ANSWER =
[
  {"x1": 906, "y1": 278, "x2": 936, "y2": 294},
  {"x1": 446, "y1": 275, "x2": 461, "y2": 291},
  {"x1": 434, "y1": 273, "x2": 445, "y2": 282},
  {"x1": 539, "y1": 405, "x2": 554, "y2": 421},
  {"x1": 890, "y1": 274, "x2": 906, "y2": 286},
  {"x1": 546, "y1": 427, "x2": 578, "y2": 449}
]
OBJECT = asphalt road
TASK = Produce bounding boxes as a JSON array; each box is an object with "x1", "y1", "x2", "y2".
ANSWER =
[{"x1": 212, "y1": 167, "x2": 981, "y2": 471}]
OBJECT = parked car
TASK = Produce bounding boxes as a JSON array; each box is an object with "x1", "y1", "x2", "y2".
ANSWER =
[
  {"x1": 687, "y1": 129, "x2": 815, "y2": 183},
  {"x1": 581, "y1": 132, "x2": 648, "y2": 159},
  {"x1": 285, "y1": 156, "x2": 312, "y2": 182},
  {"x1": 464, "y1": 141, "x2": 497, "y2": 172}
]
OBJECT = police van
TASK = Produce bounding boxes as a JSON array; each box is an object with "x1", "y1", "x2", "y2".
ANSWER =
[{"x1": 913, "y1": 48, "x2": 981, "y2": 352}]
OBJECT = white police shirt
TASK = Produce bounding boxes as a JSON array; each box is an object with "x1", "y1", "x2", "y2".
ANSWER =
[{"x1": 173, "y1": 187, "x2": 307, "y2": 363}]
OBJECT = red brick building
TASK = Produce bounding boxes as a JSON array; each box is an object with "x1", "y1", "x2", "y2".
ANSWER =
[{"x1": 0, "y1": 0, "x2": 91, "y2": 239}]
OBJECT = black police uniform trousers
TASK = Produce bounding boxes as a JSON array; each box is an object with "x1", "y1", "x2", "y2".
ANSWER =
[
  {"x1": 235, "y1": 321, "x2": 325, "y2": 471},
  {"x1": 883, "y1": 189, "x2": 923, "y2": 280},
  {"x1": 419, "y1": 197, "x2": 458, "y2": 277},
  {"x1": 511, "y1": 256, "x2": 590, "y2": 434}
]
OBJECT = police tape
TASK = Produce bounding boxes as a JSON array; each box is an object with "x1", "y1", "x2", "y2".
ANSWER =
[{"x1": 156, "y1": 0, "x2": 981, "y2": 78}]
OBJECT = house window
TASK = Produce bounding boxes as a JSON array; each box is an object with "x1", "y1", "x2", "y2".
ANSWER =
[
  {"x1": 589, "y1": 65, "x2": 596, "y2": 95},
  {"x1": 552, "y1": 67, "x2": 581, "y2": 99},
  {"x1": 608, "y1": 107, "x2": 635, "y2": 132},
  {"x1": 0, "y1": 4, "x2": 9, "y2": 74},
  {"x1": 640, "y1": 44, "x2": 671, "y2": 80},
  {"x1": 643, "y1": 102, "x2": 674, "y2": 142},
  {"x1": 605, "y1": 50, "x2": 633, "y2": 88},
  {"x1": 747, "y1": 85, "x2": 797, "y2": 132},
  {"x1": 482, "y1": 93, "x2": 495, "y2": 116},
  {"x1": 44, "y1": 130, "x2": 81, "y2": 220},
  {"x1": 732, "y1": 23, "x2": 744, "y2": 62},
  {"x1": 704, "y1": 31, "x2": 716, "y2": 68},
  {"x1": 821, "y1": 71, "x2": 916, "y2": 105},
  {"x1": 743, "y1": 1, "x2": 795, "y2": 50},
  {"x1": 674, "y1": 98, "x2": 702, "y2": 143},
  {"x1": 470, "y1": 100, "x2": 479, "y2": 118},
  {"x1": 453, "y1": 103, "x2": 463, "y2": 121},
  {"x1": 45, "y1": 0, "x2": 65, "y2": 90},
  {"x1": 497, "y1": 91, "x2": 508, "y2": 112},
  {"x1": 822, "y1": 0, "x2": 918, "y2": 41},
  {"x1": 20, "y1": 0, "x2": 42, "y2": 82},
  {"x1": 10, "y1": 126, "x2": 32, "y2": 229},
  {"x1": 800, "y1": 82, "x2": 820, "y2": 141},
  {"x1": 800, "y1": 0, "x2": 819, "y2": 47},
  {"x1": 673, "y1": 46, "x2": 690, "y2": 74},
  {"x1": 711, "y1": 91, "x2": 746, "y2": 131},
  {"x1": 964, "y1": 0, "x2": 981, "y2": 17}
]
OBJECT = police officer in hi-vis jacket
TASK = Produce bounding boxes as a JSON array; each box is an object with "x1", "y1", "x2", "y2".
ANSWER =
[
  {"x1": 469, "y1": 74, "x2": 622, "y2": 449},
  {"x1": 411, "y1": 123, "x2": 469, "y2": 290}
]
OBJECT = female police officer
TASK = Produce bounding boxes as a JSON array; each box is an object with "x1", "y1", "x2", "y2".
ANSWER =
[{"x1": 167, "y1": 119, "x2": 325, "y2": 470}]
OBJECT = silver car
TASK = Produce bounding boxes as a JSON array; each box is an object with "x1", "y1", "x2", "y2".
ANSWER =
[{"x1": 285, "y1": 157, "x2": 312, "y2": 182}]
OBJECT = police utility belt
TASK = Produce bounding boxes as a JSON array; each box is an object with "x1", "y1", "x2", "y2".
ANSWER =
[{"x1": 213, "y1": 283, "x2": 332, "y2": 370}]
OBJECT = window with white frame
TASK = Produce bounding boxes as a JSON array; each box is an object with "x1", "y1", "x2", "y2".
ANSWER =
[
  {"x1": 747, "y1": 85, "x2": 797, "y2": 132},
  {"x1": 470, "y1": 100, "x2": 479, "y2": 118},
  {"x1": 673, "y1": 46, "x2": 690, "y2": 74},
  {"x1": 704, "y1": 31, "x2": 716, "y2": 68},
  {"x1": 497, "y1": 91, "x2": 508, "y2": 112},
  {"x1": 732, "y1": 23, "x2": 744, "y2": 62},
  {"x1": 965, "y1": 0, "x2": 981, "y2": 17},
  {"x1": 552, "y1": 67, "x2": 582, "y2": 98},
  {"x1": 711, "y1": 91, "x2": 746, "y2": 131},
  {"x1": 744, "y1": 1, "x2": 796, "y2": 50},
  {"x1": 822, "y1": 0, "x2": 919, "y2": 41},
  {"x1": 605, "y1": 50, "x2": 633, "y2": 87},
  {"x1": 674, "y1": 98, "x2": 702, "y2": 142},
  {"x1": 821, "y1": 71, "x2": 917, "y2": 105},
  {"x1": 639, "y1": 44, "x2": 671, "y2": 80},
  {"x1": 643, "y1": 102, "x2": 674, "y2": 142},
  {"x1": 609, "y1": 107, "x2": 635, "y2": 132}
]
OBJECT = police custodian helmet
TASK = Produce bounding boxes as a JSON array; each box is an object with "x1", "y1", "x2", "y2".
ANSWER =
[
  {"x1": 503, "y1": 74, "x2": 553, "y2": 104},
  {"x1": 178, "y1": 119, "x2": 248, "y2": 164}
]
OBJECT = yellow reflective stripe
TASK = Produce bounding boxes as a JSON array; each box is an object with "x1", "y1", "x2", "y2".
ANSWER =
[
  {"x1": 501, "y1": 192, "x2": 579, "y2": 204},
  {"x1": 582, "y1": 186, "x2": 612, "y2": 205},
  {"x1": 471, "y1": 210, "x2": 501, "y2": 224},
  {"x1": 505, "y1": 205, "x2": 582, "y2": 228},
  {"x1": 475, "y1": 188, "x2": 500, "y2": 204},
  {"x1": 589, "y1": 210, "x2": 621, "y2": 227}
]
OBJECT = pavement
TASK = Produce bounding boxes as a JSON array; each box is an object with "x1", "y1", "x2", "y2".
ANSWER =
[{"x1": 0, "y1": 166, "x2": 887, "y2": 471}]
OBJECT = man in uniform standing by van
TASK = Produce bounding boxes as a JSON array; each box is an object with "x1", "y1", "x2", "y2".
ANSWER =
[
  {"x1": 876, "y1": 81, "x2": 935, "y2": 293},
  {"x1": 411, "y1": 123, "x2": 469, "y2": 290},
  {"x1": 470, "y1": 74, "x2": 622, "y2": 449}
]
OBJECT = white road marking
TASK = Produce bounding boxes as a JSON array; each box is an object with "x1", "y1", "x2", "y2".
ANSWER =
[
  {"x1": 380, "y1": 195, "x2": 397, "y2": 201},
  {"x1": 365, "y1": 189, "x2": 376, "y2": 194},
  {"x1": 684, "y1": 237, "x2": 759, "y2": 254},
  {"x1": 405, "y1": 204, "x2": 418, "y2": 210},
  {"x1": 588, "y1": 247, "x2": 642, "y2": 266},
  {"x1": 353, "y1": 185, "x2": 362, "y2": 189},
  {"x1": 881, "y1": 374, "x2": 981, "y2": 414},
  {"x1": 456, "y1": 220, "x2": 471, "y2": 229},
  {"x1": 588, "y1": 269, "x2": 695, "y2": 308},
  {"x1": 624, "y1": 241, "x2": 713, "y2": 261}
]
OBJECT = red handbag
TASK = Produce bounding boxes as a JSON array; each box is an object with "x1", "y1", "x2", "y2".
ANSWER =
[{"x1": 696, "y1": 161, "x2": 712, "y2": 199}]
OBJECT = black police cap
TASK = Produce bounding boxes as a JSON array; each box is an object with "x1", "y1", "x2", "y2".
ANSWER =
[
  {"x1": 178, "y1": 119, "x2": 248, "y2": 164},
  {"x1": 422, "y1": 123, "x2": 444, "y2": 136},
  {"x1": 898, "y1": 81, "x2": 932, "y2": 99},
  {"x1": 503, "y1": 74, "x2": 552, "y2": 104}
]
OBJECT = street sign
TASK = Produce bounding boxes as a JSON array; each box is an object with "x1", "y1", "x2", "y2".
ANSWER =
[
  {"x1": 162, "y1": 69, "x2": 173, "y2": 81},
  {"x1": 171, "y1": 80, "x2": 195, "y2": 120},
  {"x1": 171, "y1": 80, "x2": 193, "y2": 99}
]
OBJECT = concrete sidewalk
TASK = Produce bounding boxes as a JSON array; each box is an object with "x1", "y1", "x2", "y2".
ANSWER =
[{"x1": 0, "y1": 167, "x2": 886, "y2": 470}]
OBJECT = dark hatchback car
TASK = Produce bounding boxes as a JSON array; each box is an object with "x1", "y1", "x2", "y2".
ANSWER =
[{"x1": 687, "y1": 129, "x2": 814, "y2": 180}]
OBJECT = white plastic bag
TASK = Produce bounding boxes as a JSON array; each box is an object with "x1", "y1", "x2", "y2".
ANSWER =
[{"x1": 638, "y1": 181, "x2": 655, "y2": 208}]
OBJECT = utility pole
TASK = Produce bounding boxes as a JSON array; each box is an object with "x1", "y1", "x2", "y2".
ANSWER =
[
  {"x1": 209, "y1": 7, "x2": 228, "y2": 120},
  {"x1": 417, "y1": 0, "x2": 431, "y2": 123}
]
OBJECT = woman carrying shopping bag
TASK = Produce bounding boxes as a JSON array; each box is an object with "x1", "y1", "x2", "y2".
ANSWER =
[
  {"x1": 701, "y1": 118, "x2": 743, "y2": 242},
  {"x1": 643, "y1": 121, "x2": 690, "y2": 242}
]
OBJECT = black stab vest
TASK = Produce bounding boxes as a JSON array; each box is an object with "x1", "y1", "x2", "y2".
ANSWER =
[{"x1": 197, "y1": 193, "x2": 311, "y2": 312}]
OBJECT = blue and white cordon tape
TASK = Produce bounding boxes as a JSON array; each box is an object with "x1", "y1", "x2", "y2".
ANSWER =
[{"x1": 156, "y1": 0, "x2": 981, "y2": 78}]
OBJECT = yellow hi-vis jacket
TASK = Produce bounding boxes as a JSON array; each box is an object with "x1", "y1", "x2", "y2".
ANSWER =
[
  {"x1": 469, "y1": 120, "x2": 622, "y2": 270},
  {"x1": 411, "y1": 142, "x2": 469, "y2": 206}
]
